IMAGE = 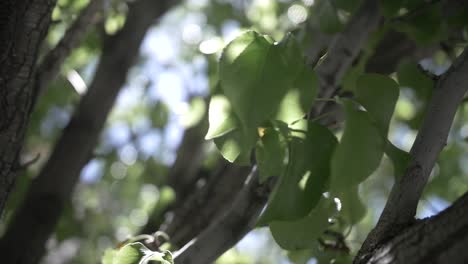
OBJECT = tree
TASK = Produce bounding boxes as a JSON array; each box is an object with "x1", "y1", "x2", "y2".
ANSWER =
[{"x1": 0, "y1": 0, "x2": 467, "y2": 263}]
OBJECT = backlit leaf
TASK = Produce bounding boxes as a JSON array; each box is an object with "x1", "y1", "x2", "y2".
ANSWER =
[
  {"x1": 205, "y1": 95, "x2": 237, "y2": 139},
  {"x1": 219, "y1": 31, "x2": 298, "y2": 131}
]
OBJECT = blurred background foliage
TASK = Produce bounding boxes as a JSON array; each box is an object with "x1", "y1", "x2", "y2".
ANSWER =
[{"x1": 1, "y1": 0, "x2": 467, "y2": 263}]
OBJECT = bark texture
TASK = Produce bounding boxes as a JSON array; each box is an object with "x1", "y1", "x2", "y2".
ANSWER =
[
  {"x1": 0, "y1": 1, "x2": 177, "y2": 263},
  {"x1": 357, "y1": 47, "x2": 468, "y2": 263},
  {"x1": 0, "y1": 0, "x2": 56, "y2": 215},
  {"x1": 365, "y1": 191, "x2": 468, "y2": 264},
  {"x1": 174, "y1": 168, "x2": 274, "y2": 264}
]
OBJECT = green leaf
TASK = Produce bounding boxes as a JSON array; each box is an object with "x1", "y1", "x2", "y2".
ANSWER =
[
  {"x1": 102, "y1": 248, "x2": 118, "y2": 264},
  {"x1": 146, "y1": 251, "x2": 173, "y2": 264},
  {"x1": 258, "y1": 122, "x2": 337, "y2": 224},
  {"x1": 397, "y1": 61, "x2": 433, "y2": 101},
  {"x1": 114, "y1": 243, "x2": 147, "y2": 264},
  {"x1": 337, "y1": 186, "x2": 367, "y2": 225},
  {"x1": 213, "y1": 128, "x2": 257, "y2": 165},
  {"x1": 205, "y1": 95, "x2": 237, "y2": 139},
  {"x1": 269, "y1": 198, "x2": 336, "y2": 250},
  {"x1": 355, "y1": 73, "x2": 399, "y2": 136},
  {"x1": 219, "y1": 31, "x2": 298, "y2": 132},
  {"x1": 109, "y1": 243, "x2": 173, "y2": 264},
  {"x1": 255, "y1": 128, "x2": 288, "y2": 182},
  {"x1": 276, "y1": 66, "x2": 319, "y2": 124},
  {"x1": 385, "y1": 140, "x2": 411, "y2": 178},
  {"x1": 317, "y1": 1, "x2": 343, "y2": 33},
  {"x1": 330, "y1": 101, "x2": 385, "y2": 191}
]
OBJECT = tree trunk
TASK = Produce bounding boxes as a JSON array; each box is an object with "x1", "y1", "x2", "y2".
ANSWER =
[{"x1": 0, "y1": 0, "x2": 57, "y2": 215}]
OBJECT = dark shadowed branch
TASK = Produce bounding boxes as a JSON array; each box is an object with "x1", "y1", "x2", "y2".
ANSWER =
[
  {"x1": 356, "y1": 47, "x2": 468, "y2": 263},
  {"x1": 159, "y1": 162, "x2": 251, "y2": 247},
  {"x1": 173, "y1": 168, "x2": 274, "y2": 264},
  {"x1": 141, "y1": 117, "x2": 209, "y2": 234},
  {"x1": 0, "y1": 1, "x2": 178, "y2": 263}
]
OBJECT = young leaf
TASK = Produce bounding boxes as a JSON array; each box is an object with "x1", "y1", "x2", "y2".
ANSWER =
[
  {"x1": 258, "y1": 122, "x2": 337, "y2": 224},
  {"x1": 355, "y1": 73, "x2": 399, "y2": 136},
  {"x1": 330, "y1": 101, "x2": 385, "y2": 191},
  {"x1": 114, "y1": 243, "x2": 147, "y2": 264},
  {"x1": 110, "y1": 243, "x2": 173, "y2": 264},
  {"x1": 102, "y1": 248, "x2": 118, "y2": 264},
  {"x1": 269, "y1": 198, "x2": 337, "y2": 250}
]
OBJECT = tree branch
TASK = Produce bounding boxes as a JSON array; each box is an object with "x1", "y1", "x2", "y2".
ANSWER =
[
  {"x1": 34, "y1": 0, "x2": 107, "y2": 105},
  {"x1": 367, "y1": 191, "x2": 468, "y2": 264},
  {"x1": 357, "y1": 47, "x2": 468, "y2": 263},
  {"x1": 0, "y1": 1, "x2": 178, "y2": 263},
  {"x1": 169, "y1": 2, "x2": 384, "y2": 261},
  {"x1": 173, "y1": 168, "x2": 274, "y2": 264},
  {"x1": 312, "y1": 0, "x2": 381, "y2": 116},
  {"x1": 141, "y1": 118, "x2": 208, "y2": 234},
  {"x1": 159, "y1": 162, "x2": 250, "y2": 248},
  {"x1": 0, "y1": 0, "x2": 57, "y2": 215}
]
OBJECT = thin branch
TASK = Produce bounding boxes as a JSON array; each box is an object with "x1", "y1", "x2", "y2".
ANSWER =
[
  {"x1": 0, "y1": 1, "x2": 179, "y2": 263},
  {"x1": 311, "y1": 0, "x2": 381, "y2": 117},
  {"x1": 357, "y1": 47, "x2": 468, "y2": 263},
  {"x1": 34, "y1": 0, "x2": 107, "y2": 105},
  {"x1": 173, "y1": 168, "x2": 274, "y2": 264}
]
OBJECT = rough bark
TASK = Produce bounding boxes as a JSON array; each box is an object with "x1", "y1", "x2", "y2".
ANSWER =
[
  {"x1": 0, "y1": 1, "x2": 177, "y2": 263},
  {"x1": 160, "y1": 161, "x2": 251, "y2": 247},
  {"x1": 356, "y1": 47, "x2": 468, "y2": 263},
  {"x1": 366, "y1": 191, "x2": 468, "y2": 264},
  {"x1": 312, "y1": 0, "x2": 381, "y2": 117},
  {"x1": 0, "y1": 0, "x2": 57, "y2": 216},
  {"x1": 173, "y1": 168, "x2": 274, "y2": 264}
]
